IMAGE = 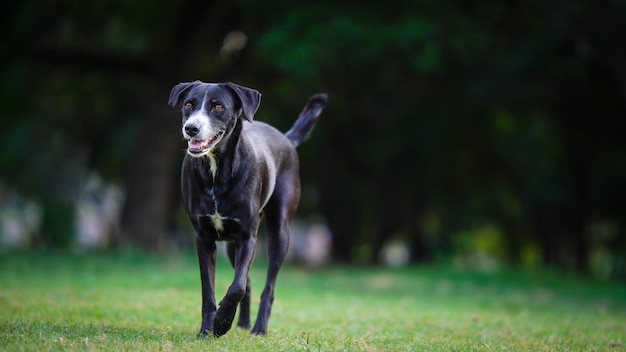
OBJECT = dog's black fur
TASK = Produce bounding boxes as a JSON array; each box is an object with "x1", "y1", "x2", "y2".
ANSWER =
[{"x1": 168, "y1": 81, "x2": 326, "y2": 337}]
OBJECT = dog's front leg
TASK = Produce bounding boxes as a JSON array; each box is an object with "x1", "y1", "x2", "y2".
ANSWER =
[
  {"x1": 213, "y1": 237, "x2": 257, "y2": 337},
  {"x1": 227, "y1": 242, "x2": 252, "y2": 330},
  {"x1": 196, "y1": 237, "x2": 217, "y2": 337}
]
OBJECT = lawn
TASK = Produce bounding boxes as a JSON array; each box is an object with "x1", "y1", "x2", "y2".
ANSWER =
[{"x1": 1, "y1": 251, "x2": 625, "y2": 351}]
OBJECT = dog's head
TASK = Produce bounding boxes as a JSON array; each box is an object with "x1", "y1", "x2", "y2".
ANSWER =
[{"x1": 168, "y1": 81, "x2": 261, "y2": 157}]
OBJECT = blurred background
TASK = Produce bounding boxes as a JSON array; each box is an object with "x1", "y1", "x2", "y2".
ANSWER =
[{"x1": 1, "y1": 0, "x2": 625, "y2": 278}]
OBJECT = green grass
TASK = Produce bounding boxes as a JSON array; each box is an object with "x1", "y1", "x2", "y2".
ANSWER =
[{"x1": 1, "y1": 251, "x2": 625, "y2": 351}]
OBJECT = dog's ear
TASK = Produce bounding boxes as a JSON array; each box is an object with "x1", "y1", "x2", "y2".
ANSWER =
[
  {"x1": 225, "y1": 82, "x2": 261, "y2": 122},
  {"x1": 168, "y1": 81, "x2": 201, "y2": 108}
]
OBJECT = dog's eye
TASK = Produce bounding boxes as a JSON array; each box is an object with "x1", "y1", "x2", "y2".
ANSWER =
[
  {"x1": 184, "y1": 103, "x2": 193, "y2": 109},
  {"x1": 213, "y1": 104, "x2": 224, "y2": 112}
]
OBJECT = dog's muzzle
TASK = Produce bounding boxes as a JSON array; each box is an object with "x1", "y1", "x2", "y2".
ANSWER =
[{"x1": 187, "y1": 132, "x2": 224, "y2": 156}]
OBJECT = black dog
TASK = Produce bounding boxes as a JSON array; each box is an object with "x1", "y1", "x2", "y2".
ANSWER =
[{"x1": 168, "y1": 81, "x2": 326, "y2": 337}]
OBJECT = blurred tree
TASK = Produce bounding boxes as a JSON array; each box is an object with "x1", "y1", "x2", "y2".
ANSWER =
[
  {"x1": 249, "y1": 0, "x2": 626, "y2": 273},
  {"x1": 0, "y1": 0, "x2": 250, "y2": 249},
  {"x1": 1, "y1": 0, "x2": 624, "y2": 276}
]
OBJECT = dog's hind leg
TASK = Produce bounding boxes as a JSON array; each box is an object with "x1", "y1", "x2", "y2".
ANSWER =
[
  {"x1": 251, "y1": 175, "x2": 299, "y2": 335},
  {"x1": 226, "y1": 242, "x2": 252, "y2": 330}
]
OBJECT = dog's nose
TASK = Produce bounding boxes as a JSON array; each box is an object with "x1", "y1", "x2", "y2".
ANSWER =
[{"x1": 185, "y1": 124, "x2": 200, "y2": 137}]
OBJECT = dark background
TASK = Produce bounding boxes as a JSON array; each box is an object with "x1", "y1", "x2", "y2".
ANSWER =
[{"x1": 1, "y1": 0, "x2": 625, "y2": 277}]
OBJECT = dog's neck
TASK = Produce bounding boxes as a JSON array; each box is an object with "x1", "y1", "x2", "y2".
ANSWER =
[{"x1": 200, "y1": 118, "x2": 243, "y2": 180}]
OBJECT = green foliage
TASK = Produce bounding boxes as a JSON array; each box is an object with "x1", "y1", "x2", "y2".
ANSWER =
[
  {"x1": 250, "y1": 0, "x2": 626, "y2": 270},
  {"x1": 39, "y1": 200, "x2": 75, "y2": 248},
  {"x1": 1, "y1": 0, "x2": 625, "y2": 271},
  {"x1": 257, "y1": 8, "x2": 441, "y2": 78},
  {"x1": 1, "y1": 252, "x2": 625, "y2": 351}
]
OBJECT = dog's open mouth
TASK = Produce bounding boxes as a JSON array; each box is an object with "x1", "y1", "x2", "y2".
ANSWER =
[{"x1": 187, "y1": 132, "x2": 224, "y2": 156}]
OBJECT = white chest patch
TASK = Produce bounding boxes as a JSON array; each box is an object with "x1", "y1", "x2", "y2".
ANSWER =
[
  {"x1": 206, "y1": 150, "x2": 218, "y2": 178},
  {"x1": 210, "y1": 212, "x2": 226, "y2": 232}
]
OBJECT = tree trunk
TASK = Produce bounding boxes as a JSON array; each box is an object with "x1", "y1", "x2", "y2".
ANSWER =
[
  {"x1": 119, "y1": 83, "x2": 179, "y2": 251},
  {"x1": 409, "y1": 226, "x2": 431, "y2": 263},
  {"x1": 117, "y1": 0, "x2": 232, "y2": 251},
  {"x1": 324, "y1": 197, "x2": 355, "y2": 263}
]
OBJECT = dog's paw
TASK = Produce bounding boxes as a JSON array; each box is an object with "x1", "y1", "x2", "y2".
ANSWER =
[
  {"x1": 250, "y1": 329, "x2": 267, "y2": 336},
  {"x1": 213, "y1": 289, "x2": 245, "y2": 337},
  {"x1": 250, "y1": 319, "x2": 268, "y2": 336},
  {"x1": 213, "y1": 306, "x2": 240, "y2": 337},
  {"x1": 197, "y1": 329, "x2": 213, "y2": 338},
  {"x1": 213, "y1": 316, "x2": 235, "y2": 338},
  {"x1": 213, "y1": 304, "x2": 238, "y2": 337},
  {"x1": 197, "y1": 318, "x2": 214, "y2": 338}
]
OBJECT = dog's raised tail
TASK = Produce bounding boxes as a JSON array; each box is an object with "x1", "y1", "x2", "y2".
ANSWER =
[{"x1": 285, "y1": 93, "x2": 328, "y2": 147}]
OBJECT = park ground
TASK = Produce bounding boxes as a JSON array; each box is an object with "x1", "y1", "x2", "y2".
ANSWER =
[{"x1": 1, "y1": 251, "x2": 625, "y2": 351}]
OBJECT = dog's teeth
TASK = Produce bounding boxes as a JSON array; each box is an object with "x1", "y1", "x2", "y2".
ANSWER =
[{"x1": 187, "y1": 132, "x2": 222, "y2": 154}]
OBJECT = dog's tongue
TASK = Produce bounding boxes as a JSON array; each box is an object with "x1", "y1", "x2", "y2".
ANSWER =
[{"x1": 188, "y1": 139, "x2": 208, "y2": 151}]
